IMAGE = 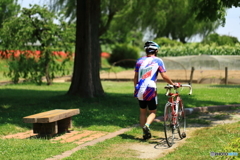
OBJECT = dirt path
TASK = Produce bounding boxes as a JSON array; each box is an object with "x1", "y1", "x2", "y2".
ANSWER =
[
  {"x1": 127, "y1": 111, "x2": 240, "y2": 159},
  {"x1": 126, "y1": 127, "x2": 198, "y2": 159}
]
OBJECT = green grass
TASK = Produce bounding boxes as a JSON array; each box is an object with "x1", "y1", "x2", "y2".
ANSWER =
[
  {"x1": 61, "y1": 122, "x2": 240, "y2": 160},
  {"x1": 0, "y1": 82, "x2": 239, "y2": 159},
  {"x1": 0, "y1": 138, "x2": 76, "y2": 160},
  {"x1": 158, "y1": 122, "x2": 240, "y2": 160}
]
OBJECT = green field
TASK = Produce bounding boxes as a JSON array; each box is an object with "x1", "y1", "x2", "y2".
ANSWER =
[{"x1": 0, "y1": 81, "x2": 239, "y2": 159}]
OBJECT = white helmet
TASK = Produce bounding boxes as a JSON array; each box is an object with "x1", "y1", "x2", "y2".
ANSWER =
[{"x1": 144, "y1": 41, "x2": 160, "y2": 53}]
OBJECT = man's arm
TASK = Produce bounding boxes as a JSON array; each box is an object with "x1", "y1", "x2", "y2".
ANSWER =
[
  {"x1": 160, "y1": 72, "x2": 174, "y2": 85},
  {"x1": 133, "y1": 72, "x2": 138, "y2": 87}
]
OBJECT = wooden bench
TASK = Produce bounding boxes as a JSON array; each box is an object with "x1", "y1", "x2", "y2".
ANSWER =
[{"x1": 23, "y1": 109, "x2": 80, "y2": 135}]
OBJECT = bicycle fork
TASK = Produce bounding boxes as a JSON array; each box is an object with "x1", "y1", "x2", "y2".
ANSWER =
[{"x1": 171, "y1": 103, "x2": 179, "y2": 129}]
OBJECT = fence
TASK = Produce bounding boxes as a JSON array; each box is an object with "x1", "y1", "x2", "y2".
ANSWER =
[
  {"x1": 161, "y1": 55, "x2": 240, "y2": 84},
  {"x1": 101, "y1": 55, "x2": 240, "y2": 84}
]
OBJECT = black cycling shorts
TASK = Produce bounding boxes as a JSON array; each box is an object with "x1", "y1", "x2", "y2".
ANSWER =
[{"x1": 138, "y1": 98, "x2": 157, "y2": 110}]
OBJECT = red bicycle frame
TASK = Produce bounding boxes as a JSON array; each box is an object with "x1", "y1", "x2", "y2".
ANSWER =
[{"x1": 167, "y1": 93, "x2": 181, "y2": 125}]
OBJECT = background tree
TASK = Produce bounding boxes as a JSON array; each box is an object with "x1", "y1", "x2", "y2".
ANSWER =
[
  {"x1": 0, "y1": 4, "x2": 75, "y2": 85},
  {"x1": 94, "y1": 0, "x2": 222, "y2": 44},
  {"x1": 0, "y1": 0, "x2": 20, "y2": 28},
  {"x1": 191, "y1": 0, "x2": 240, "y2": 22},
  {"x1": 115, "y1": 0, "x2": 219, "y2": 43},
  {"x1": 50, "y1": 0, "x2": 223, "y2": 44},
  {"x1": 50, "y1": 0, "x2": 240, "y2": 45}
]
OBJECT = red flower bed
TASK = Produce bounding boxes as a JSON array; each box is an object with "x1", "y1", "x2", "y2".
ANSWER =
[
  {"x1": 0, "y1": 50, "x2": 109, "y2": 59},
  {"x1": 0, "y1": 50, "x2": 70, "y2": 59}
]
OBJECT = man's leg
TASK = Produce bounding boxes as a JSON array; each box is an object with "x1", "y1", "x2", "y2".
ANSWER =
[
  {"x1": 140, "y1": 108, "x2": 147, "y2": 127},
  {"x1": 142, "y1": 110, "x2": 156, "y2": 139},
  {"x1": 142, "y1": 99, "x2": 157, "y2": 139},
  {"x1": 146, "y1": 109, "x2": 157, "y2": 125}
]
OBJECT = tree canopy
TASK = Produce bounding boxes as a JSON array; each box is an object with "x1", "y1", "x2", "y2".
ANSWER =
[
  {"x1": 50, "y1": 0, "x2": 230, "y2": 44},
  {"x1": 192, "y1": 0, "x2": 240, "y2": 23},
  {"x1": 0, "y1": 0, "x2": 20, "y2": 28}
]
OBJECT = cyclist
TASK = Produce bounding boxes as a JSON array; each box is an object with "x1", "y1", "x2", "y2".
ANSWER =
[{"x1": 134, "y1": 41, "x2": 178, "y2": 140}]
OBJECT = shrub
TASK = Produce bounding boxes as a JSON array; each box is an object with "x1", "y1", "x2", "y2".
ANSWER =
[
  {"x1": 158, "y1": 43, "x2": 240, "y2": 57},
  {"x1": 108, "y1": 44, "x2": 140, "y2": 68},
  {"x1": 154, "y1": 37, "x2": 183, "y2": 47},
  {"x1": 202, "y1": 33, "x2": 239, "y2": 46},
  {"x1": 0, "y1": 5, "x2": 74, "y2": 85},
  {"x1": 219, "y1": 35, "x2": 239, "y2": 46}
]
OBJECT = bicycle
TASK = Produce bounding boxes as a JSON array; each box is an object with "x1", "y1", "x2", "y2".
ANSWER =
[{"x1": 163, "y1": 83, "x2": 192, "y2": 147}]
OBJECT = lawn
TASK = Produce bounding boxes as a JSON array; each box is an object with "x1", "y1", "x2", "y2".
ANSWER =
[{"x1": 0, "y1": 81, "x2": 239, "y2": 159}]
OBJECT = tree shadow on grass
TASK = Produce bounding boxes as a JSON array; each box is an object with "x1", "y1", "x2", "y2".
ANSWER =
[
  {"x1": 118, "y1": 133, "x2": 170, "y2": 149},
  {"x1": 0, "y1": 83, "x2": 239, "y2": 135},
  {"x1": 118, "y1": 134, "x2": 144, "y2": 142},
  {"x1": 0, "y1": 86, "x2": 139, "y2": 132}
]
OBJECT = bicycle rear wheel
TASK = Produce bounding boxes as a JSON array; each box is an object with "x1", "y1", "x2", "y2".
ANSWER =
[
  {"x1": 177, "y1": 101, "x2": 186, "y2": 139},
  {"x1": 164, "y1": 104, "x2": 175, "y2": 147}
]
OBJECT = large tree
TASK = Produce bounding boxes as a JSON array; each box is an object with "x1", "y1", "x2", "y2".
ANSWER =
[
  {"x1": 67, "y1": 0, "x2": 104, "y2": 97},
  {"x1": 51, "y1": 0, "x2": 130, "y2": 97}
]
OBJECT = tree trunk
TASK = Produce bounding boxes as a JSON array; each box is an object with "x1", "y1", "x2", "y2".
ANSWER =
[
  {"x1": 179, "y1": 36, "x2": 187, "y2": 44},
  {"x1": 67, "y1": 0, "x2": 104, "y2": 97}
]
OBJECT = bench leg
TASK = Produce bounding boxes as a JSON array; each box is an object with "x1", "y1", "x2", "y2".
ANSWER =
[
  {"x1": 58, "y1": 117, "x2": 72, "y2": 133},
  {"x1": 32, "y1": 117, "x2": 72, "y2": 135},
  {"x1": 33, "y1": 122, "x2": 58, "y2": 135}
]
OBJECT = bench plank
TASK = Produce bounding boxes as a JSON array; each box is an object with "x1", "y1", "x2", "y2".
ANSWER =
[{"x1": 23, "y1": 109, "x2": 80, "y2": 123}]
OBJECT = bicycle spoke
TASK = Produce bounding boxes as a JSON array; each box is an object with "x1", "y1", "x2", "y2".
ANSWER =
[
  {"x1": 177, "y1": 102, "x2": 186, "y2": 139},
  {"x1": 164, "y1": 105, "x2": 175, "y2": 147}
]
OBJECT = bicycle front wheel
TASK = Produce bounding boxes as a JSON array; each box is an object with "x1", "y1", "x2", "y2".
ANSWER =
[
  {"x1": 177, "y1": 101, "x2": 186, "y2": 139},
  {"x1": 164, "y1": 104, "x2": 175, "y2": 147}
]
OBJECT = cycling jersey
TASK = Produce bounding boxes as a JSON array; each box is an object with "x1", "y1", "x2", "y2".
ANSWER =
[{"x1": 134, "y1": 56, "x2": 166, "y2": 101}]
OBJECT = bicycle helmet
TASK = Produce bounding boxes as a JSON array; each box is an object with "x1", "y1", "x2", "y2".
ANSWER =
[{"x1": 144, "y1": 41, "x2": 160, "y2": 53}]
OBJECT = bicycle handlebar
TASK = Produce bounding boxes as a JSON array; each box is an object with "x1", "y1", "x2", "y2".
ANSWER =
[{"x1": 164, "y1": 84, "x2": 192, "y2": 96}]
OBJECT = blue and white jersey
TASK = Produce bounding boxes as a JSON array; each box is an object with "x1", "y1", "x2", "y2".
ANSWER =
[{"x1": 134, "y1": 56, "x2": 166, "y2": 101}]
